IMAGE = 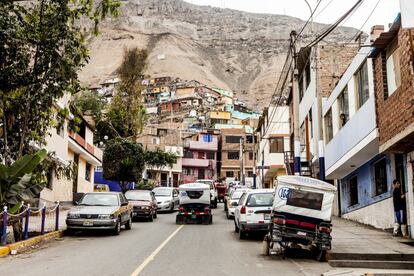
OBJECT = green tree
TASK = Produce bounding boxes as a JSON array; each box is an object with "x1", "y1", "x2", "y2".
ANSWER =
[
  {"x1": 106, "y1": 48, "x2": 148, "y2": 139},
  {"x1": 0, "y1": 0, "x2": 120, "y2": 165},
  {"x1": 102, "y1": 138, "x2": 145, "y2": 193}
]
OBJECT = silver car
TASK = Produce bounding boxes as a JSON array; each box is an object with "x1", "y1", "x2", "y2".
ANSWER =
[
  {"x1": 66, "y1": 192, "x2": 132, "y2": 235},
  {"x1": 152, "y1": 187, "x2": 179, "y2": 212}
]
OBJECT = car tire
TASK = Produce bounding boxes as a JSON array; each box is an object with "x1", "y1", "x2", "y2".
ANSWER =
[
  {"x1": 234, "y1": 220, "x2": 239, "y2": 233},
  {"x1": 170, "y1": 203, "x2": 174, "y2": 212},
  {"x1": 214, "y1": 199, "x2": 218, "y2": 208},
  {"x1": 125, "y1": 216, "x2": 132, "y2": 230},
  {"x1": 153, "y1": 211, "x2": 157, "y2": 219},
  {"x1": 239, "y1": 229, "x2": 246, "y2": 239},
  {"x1": 148, "y1": 215, "x2": 153, "y2": 222},
  {"x1": 262, "y1": 239, "x2": 270, "y2": 256},
  {"x1": 226, "y1": 210, "x2": 230, "y2": 220},
  {"x1": 315, "y1": 249, "x2": 327, "y2": 262},
  {"x1": 66, "y1": 228, "x2": 75, "y2": 236},
  {"x1": 113, "y1": 218, "x2": 121, "y2": 235}
]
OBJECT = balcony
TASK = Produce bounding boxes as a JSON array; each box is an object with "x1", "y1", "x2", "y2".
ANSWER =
[
  {"x1": 184, "y1": 140, "x2": 218, "y2": 151},
  {"x1": 68, "y1": 132, "x2": 102, "y2": 166},
  {"x1": 182, "y1": 158, "x2": 210, "y2": 167}
]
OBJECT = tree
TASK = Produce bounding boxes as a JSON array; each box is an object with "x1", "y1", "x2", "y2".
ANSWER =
[
  {"x1": 106, "y1": 48, "x2": 148, "y2": 139},
  {"x1": 0, "y1": 0, "x2": 120, "y2": 165},
  {"x1": 102, "y1": 139, "x2": 178, "y2": 192},
  {"x1": 102, "y1": 138, "x2": 145, "y2": 193}
]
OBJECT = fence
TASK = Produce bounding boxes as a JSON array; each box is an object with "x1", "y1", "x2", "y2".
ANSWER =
[{"x1": 1, "y1": 202, "x2": 61, "y2": 246}]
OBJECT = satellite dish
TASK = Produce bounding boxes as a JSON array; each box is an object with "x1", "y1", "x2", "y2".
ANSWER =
[{"x1": 189, "y1": 110, "x2": 197, "y2": 117}]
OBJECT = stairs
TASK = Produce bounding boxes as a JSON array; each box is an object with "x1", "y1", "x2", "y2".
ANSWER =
[
  {"x1": 283, "y1": 151, "x2": 313, "y2": 177},
  {"x1": 328, "y1": 253, "x2": 414, "y2": 270}
]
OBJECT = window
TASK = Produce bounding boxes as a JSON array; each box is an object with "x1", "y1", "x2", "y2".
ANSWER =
[
  {"x1": 184, "y1": 150, "x2": 193, "y2": 158},
  {"x1": 354, "y1": 61, "x2": 369, "y2": 108},
  {"x1": 374, "y1": 158, "x2": 388, "y2": 196},
  {"x1": 269, "y1": 137, "x2": 284, "y2": 153},
  {"x1": 56, "y1": 115, "x2": 65, "y2": 138},
  {"x1": 225, "y1": 136, "x2": 242, "y2": 143},
  {"x1": 337, "y1": 87, "x2": 349, "y2": 128},
  {"x1": 324, "y1": 108, "x2": 333, "y2": 143},
  {"x1": 226, "y1": 171, "x2": 234, "y2": 177},
  {"x1": 85, "y1": 162, "x2": 91, "y2": 182},
  {"x1": 206, "y1": 152, "x2": 215, "y2": 160},
  {"x1": 183, "y1": 168, "x2": 193, "y2": 175},
  {"x1": 349, "y1": 175, "x2": 358, "y2": 206},
  {"x1": 246, "y1": 135, "x2": 253, "y2": 143},
  {"x1": 305, "y1": 59, "x2": 311, "y2": 89},
  {"x1": 386, "y1": 41, "x2": 401, "y2": 97},
  {"x1": 247, "y1": 193, "x2": 273, "y2": 207},
  {"x1": 287, "y1": 189, "x2": 324, "y2": 211},
  {"x1": 248, "y1": 152, "x2": 253, "y2": 160},
  {"x1": 198, "y1": 168, "x2": 205, "y2": 179},
  {"x1": 227, "y1": 151, "x2": 240, "y2": 160},
  {"x1": 197, "y1": 152, "x2": 205, "y2": 159},
  {"x1": 202, "y1": 134, "x2": 213, "y2": 142},
  {"x1": 247, "y1": 171, "x2": 254, "y2": 177}
]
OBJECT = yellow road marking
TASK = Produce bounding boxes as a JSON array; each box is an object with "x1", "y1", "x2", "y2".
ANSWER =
[{"x1": 130, "y1": 225, "x2": 184, "y2": 276}]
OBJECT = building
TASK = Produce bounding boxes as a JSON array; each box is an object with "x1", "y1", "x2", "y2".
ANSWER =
[
  {"x1": 255, "y1": 104, "x2": 290, "y2": 188},
  {"x1": 293, "y1": 43, "x2": 359, "y2": 177},
  {"x1": 208, "y1": 111, "x2": 231, "y2": 126},
  {"x1": 219, "y1": 128, "x2": 255, "y2": 186},
  {"x1": 182, "y1": 132, "x2": 219, "y2": 183},
  {"x1": 41, "y1": 96, "x2": 102, "y2": 204},
  {"x1": 370, "y1": 16, "x2": 414, "y2": 235},
  {"x1": 322, "y1": 27, "x2": 396, "y2": 228}
]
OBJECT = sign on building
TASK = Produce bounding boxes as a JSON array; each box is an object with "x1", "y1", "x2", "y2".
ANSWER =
[{"x1": 400, "y1": 0, "x2": 414, "y2": 28}]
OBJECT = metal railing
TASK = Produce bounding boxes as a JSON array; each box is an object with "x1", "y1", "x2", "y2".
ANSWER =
[{"x1": 1, "y1": 202, "x2": 61, "y2": 246}]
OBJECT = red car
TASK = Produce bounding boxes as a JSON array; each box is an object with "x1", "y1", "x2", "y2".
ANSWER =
[{"x1": 125, "y1": 190, "x2": 158, "y2": 222}]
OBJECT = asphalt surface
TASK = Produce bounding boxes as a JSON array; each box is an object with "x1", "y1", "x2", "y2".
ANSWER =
[{"x1": 0, "y1": 204, "x2": 332, "y2": 276}]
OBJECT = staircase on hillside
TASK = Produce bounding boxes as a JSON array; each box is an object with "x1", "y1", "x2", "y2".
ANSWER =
[{"x1": 283, "y1": 151, "x2": 313, "y2": 177}]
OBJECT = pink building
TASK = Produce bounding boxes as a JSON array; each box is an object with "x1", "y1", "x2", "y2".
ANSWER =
[{"x1": 182, "y1": 132, "x2": 219, "y2": 183}]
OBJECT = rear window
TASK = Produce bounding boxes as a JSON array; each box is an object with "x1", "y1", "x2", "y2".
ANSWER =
[
  {"x1": 286, "y1": 189, "x2": 324, "y2": 211},
  {"x1": 186, "y1": 190, "x2": 204, "y2": 199},
  {"x1": 125, "y1": 191, "x2": 151, "y2": 201},
  {"x1": 231, "y1": 191, "x2": 244, "y2": 200},
  {"x1": 246, "y1": 193, "x2": 273, "y2": 207}
]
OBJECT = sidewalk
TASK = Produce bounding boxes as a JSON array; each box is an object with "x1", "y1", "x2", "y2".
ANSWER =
[{"x1": 331, "y1": 216, "x2": 414, "y2": 255}]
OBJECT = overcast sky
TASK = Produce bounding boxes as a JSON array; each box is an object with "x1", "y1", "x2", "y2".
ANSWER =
[{"x1": 183, "y1": 0, "x2": 400, "y2": 32}]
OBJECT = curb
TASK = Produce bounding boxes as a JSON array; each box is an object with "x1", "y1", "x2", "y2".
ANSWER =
[{"x1": 0, "y1": 230, "x2": 64, "y2": 257}]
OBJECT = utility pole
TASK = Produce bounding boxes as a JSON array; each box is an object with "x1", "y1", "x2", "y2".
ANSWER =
[
  {"x1": 239, "y1": 137, "x2": 245, "y2": 186},
  {"x1": 253, "y1": 133, "x2": 257, "y2": 189},
  {"x1": 291, "y1": 30, "x2": 301, "y2": 175},
  {"x1": 261, "y1": 150, "x2": 265, "y2": 188}
]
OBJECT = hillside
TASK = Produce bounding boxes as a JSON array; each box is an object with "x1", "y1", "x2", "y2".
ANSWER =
[{"x1": 80, "y1": 0, "x2": 358, "y2": 110}]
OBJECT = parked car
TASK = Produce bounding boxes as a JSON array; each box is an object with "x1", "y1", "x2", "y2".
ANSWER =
[
  {"x1": 176, "y1": 183, "x2": 212, "y2": 225},
  {"x1": 153, "y1": 187, "x2": 179, "y2": 212},
  {"x1": 66, "y1": 192, "x2": 132, "y2": 235},
  {"x1": 125, "y1": 190, "x2": 158, "y2": 221},
  {"x1": 226, "y1": 188, "x2": 250, "y2": 219},
  {"x1": 234, "y1": 189, "x2": 274, "y2": 239},
  {"x1": 195, "y1": 179, "x2": 218, "y2": 208},
  {"x1": 263, "y1": 176, "x2": 336, "y2": 261}
]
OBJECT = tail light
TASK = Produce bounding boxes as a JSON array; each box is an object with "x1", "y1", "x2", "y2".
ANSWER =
[
  {"x1": 319, "y1": 226, "x2": 332, "y2": 233},
  {"x1": 204, "y1": 207, "x2": 209, "y2": 213},
  {"x1": 273, "y1": 217, "x2": 285, "y2": 225},
  {"x1": 179, "y1": 207, "x2": 184, "y2": 212},
  {"x1": 240, "y1": 206, "x2": 246, "y2": 214}
]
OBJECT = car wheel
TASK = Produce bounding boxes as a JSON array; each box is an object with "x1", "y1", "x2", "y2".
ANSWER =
[
  {"x1": 153, "y1": 211, "x2": 157, "y2": 219},
  {"x1": 315, "y1": 249, "x2": 327, "y2": 262},
  {"x1": 226, "y1": 210, "x2": 230, "y2": 220},
  {"x1": 170, "y1": 203, "x2": 174, "y2": 212},
  {"x1": 262, "y1": 239, "x2": 270, "y2": 256},
  {"x1": 113, "y1": 218, "x2": 121, "y2": 235},
  {"x1": 148, "y1": 215, "x2": 154, "y2": 222},
  {"x1": 125, "y1": 216, "x2": 132, "y2": 230},
  {"x1": 214, "y1": 199, "x2": 218, "y2": 208},
  {"x1": 239, "y1": 229, "x2": 246, "y2": 239},
  {"x1": 66, "y1": 228, "x2": 75, "y2": 236},
  {"x1": 234, "y1": 220, "x2": 239, "y2": 233}
]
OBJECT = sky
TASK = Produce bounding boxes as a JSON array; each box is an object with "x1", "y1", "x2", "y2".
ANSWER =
[{"x1": 183, "y1": 0, "x2": 401, "y2": 32}]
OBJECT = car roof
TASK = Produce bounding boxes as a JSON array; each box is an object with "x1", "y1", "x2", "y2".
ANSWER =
[
  {"x1": 85, "y1": 192, "x2": 120, "y2": 195},
  {"x1": 246, "y1": 189, "x2": 274, "y2": 194},
  {"x1": 153, "y1": 187, "x2": 174, "y2": 189},
  {"x1": 125, "y1": 190, "x2": 151, "y2": 193}
]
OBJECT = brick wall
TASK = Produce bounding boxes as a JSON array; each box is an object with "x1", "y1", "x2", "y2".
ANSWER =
[
  {"x1": 220, "y1": 128, "x2": 254, "y2": 173},
  {"x1": 373, "y1": 27, "x2": 414, "y2": 147},
  {"x1": 318, "y1": 44, "x2": 359, "y2": 97}
]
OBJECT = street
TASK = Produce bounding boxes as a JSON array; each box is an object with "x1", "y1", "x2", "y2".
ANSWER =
[{"x1": 0, "y1": 204, "x2": 331, "y2": 276}]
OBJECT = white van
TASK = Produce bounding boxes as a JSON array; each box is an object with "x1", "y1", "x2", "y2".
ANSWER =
[{"x1": 195, "y1": 179, "x2": 218, "y2": 208}]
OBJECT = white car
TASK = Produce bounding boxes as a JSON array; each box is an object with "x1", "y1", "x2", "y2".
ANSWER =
[
  {"x1": 234, "y1": 189, "x2": 274, "y2": 239},
  {"x1": 152, "y1": 187, "x2": 179, "y2": 212},
  {"x1": 195, "y1": 179, "x2": 218, "y2": 208},
  {"x1": 226, "y1": 188, "x2": 250, "y2": 219}
]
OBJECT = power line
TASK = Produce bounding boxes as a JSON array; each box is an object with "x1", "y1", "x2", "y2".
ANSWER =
[
  {"x1": 296, "y1": 0, "x2": 324, "y2": 41},
  {"x1": 349, "y1": 0, "x2": 381, "y2": 42},
  {"x1": 314, "y1": 0, "x2": 336, "y2": 19}
]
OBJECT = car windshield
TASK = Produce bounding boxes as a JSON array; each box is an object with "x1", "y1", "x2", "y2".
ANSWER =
[
  {"x1": 231, "y1": 191, "x2": 244, "y2": 200},
  {"x1": 125, "y1": 191, "x2": 151, "y2": 201},
  {"x1": 246, "y1": 193, "x2": 273, "y2": 207},
  {"x1": 79, "y1": 194, "x2": 119, "y2": 206},
  {"x1": 153, "y1": 188, "x2": 172, "y2": 197}
]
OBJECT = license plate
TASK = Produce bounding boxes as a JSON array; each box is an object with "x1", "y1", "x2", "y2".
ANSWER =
[
  {"x1": 297, "y1": 231, "x2": 307, "y2": 236},
  {"x1": 133, "y1": 212, "x2": 137, "y2": 216},
  {"x1": 191, "y1": 214, "x2": 197, "y2": 219},
  {"x1": 264, "y1": 214, "x2": 271, "y2": 220},
  {"x1": 83, "y1": 221, "x2": 93, "y2": 226}
]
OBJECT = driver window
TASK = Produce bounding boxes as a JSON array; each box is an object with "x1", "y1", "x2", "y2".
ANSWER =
[{"x1": 238, "y1": 193, "x2": 247, "y2": 205}]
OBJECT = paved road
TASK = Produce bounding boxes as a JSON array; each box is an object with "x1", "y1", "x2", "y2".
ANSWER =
[{"x1": 0, "y1": 204, "x2": 332, "y2": 276}]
